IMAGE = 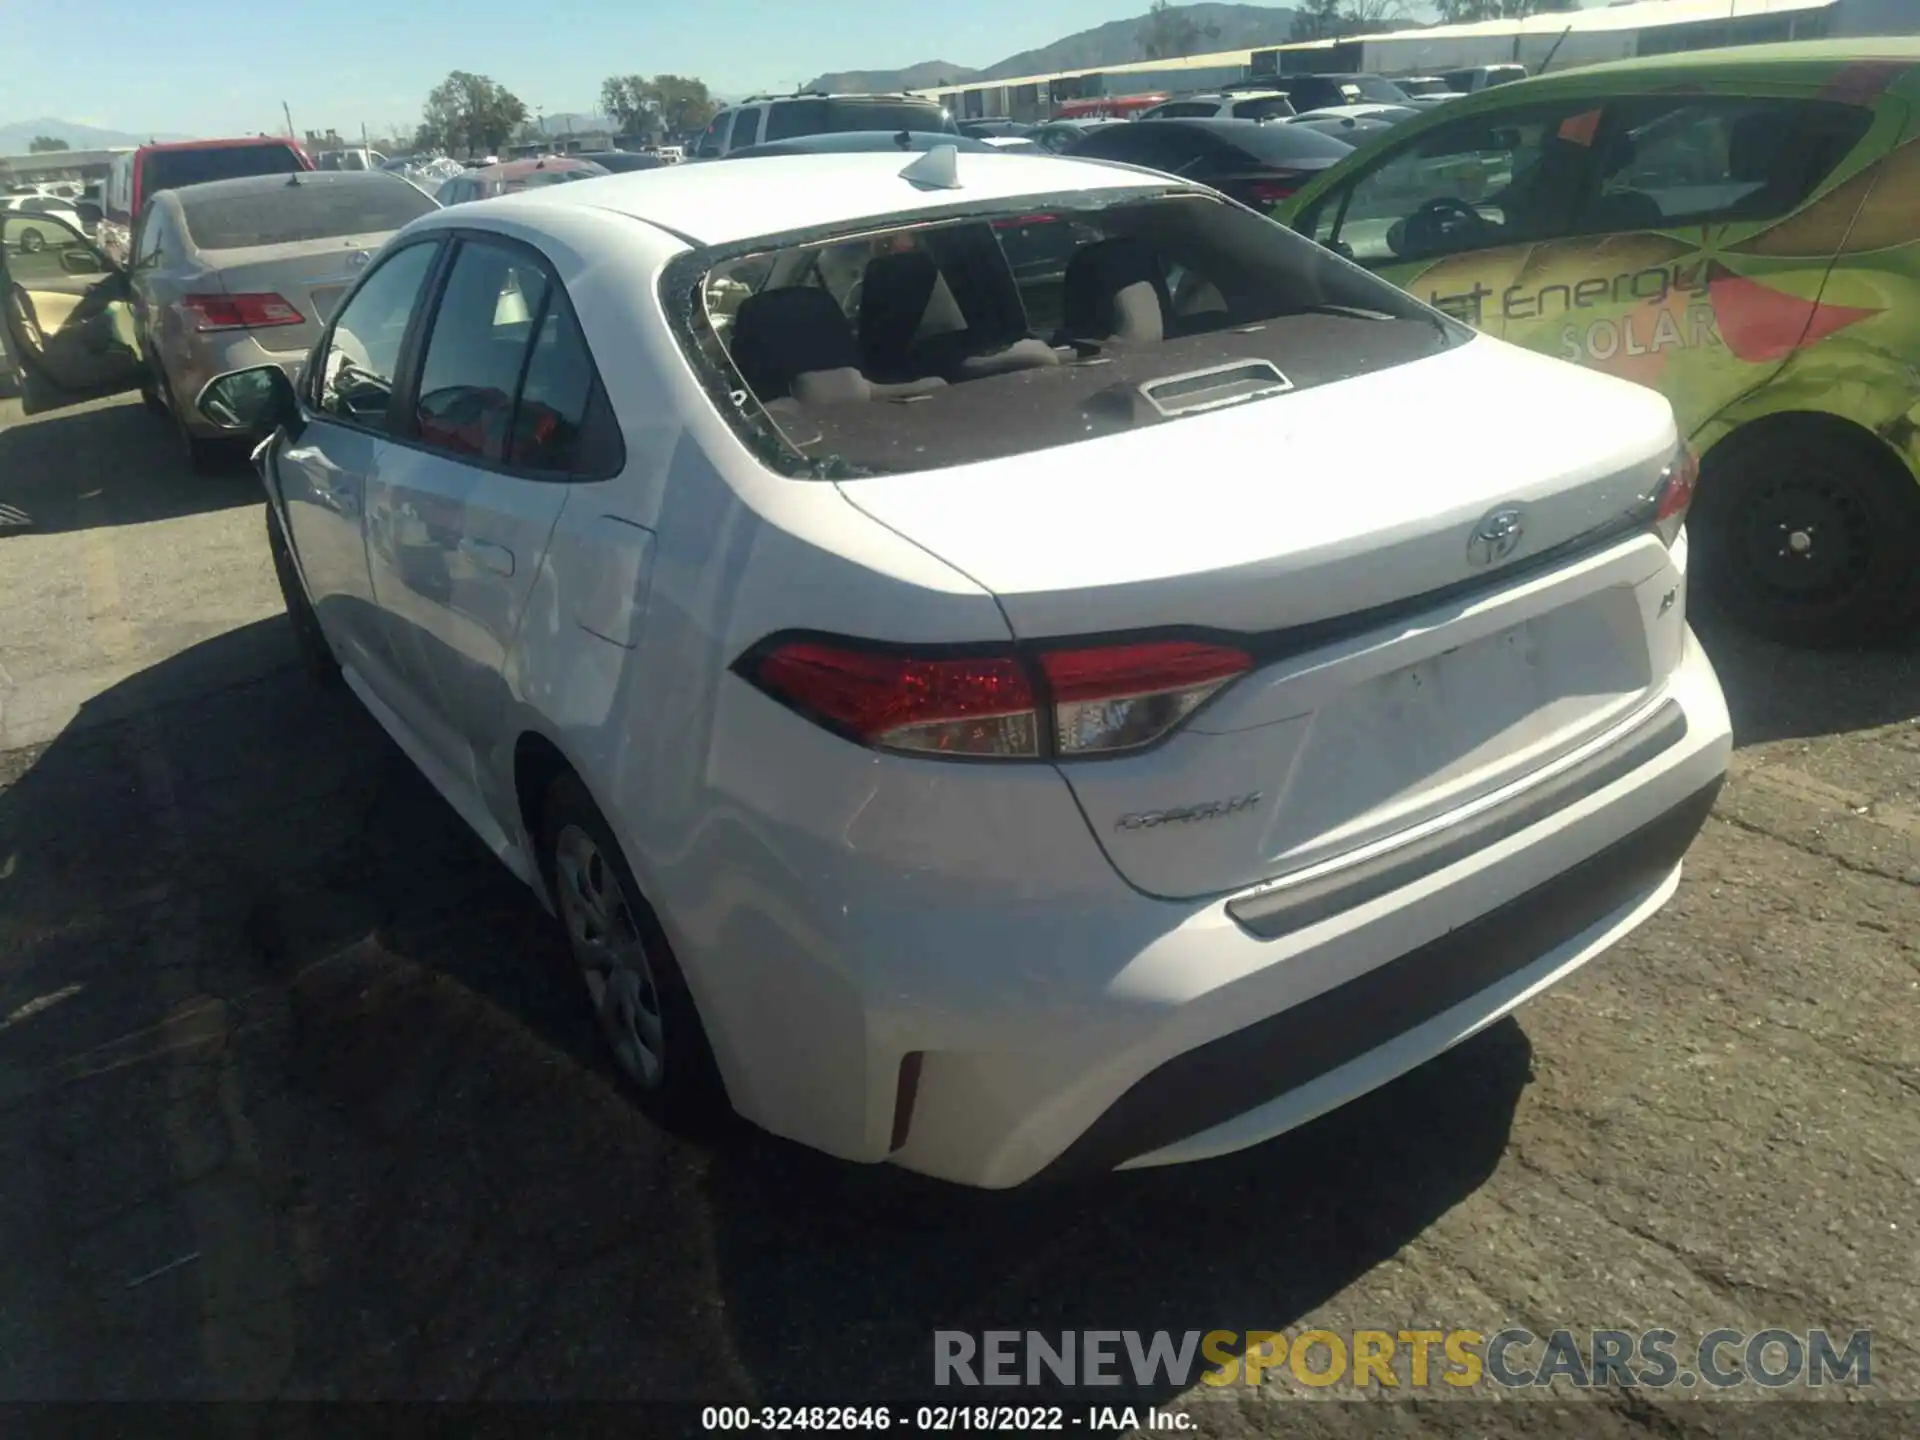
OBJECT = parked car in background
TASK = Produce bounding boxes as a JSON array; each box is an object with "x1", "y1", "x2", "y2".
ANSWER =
[
  {"x1": 1139, "y1": 91, "x2": 1297, "y2": 122},
  {"x1": 316, "y1": 148, "x2": 387, "y2": 172},
  {"x1": 136, "y1": 147, "x2": 1729, "y2": 1190},
  {"x1": 436, "y1": 156, "x2": 610, "y2": 206},
  {"x1": 1, "y1": 195, "x2": 86, "y2": 253},
  {"x1": 725, "y1": 131, "x2": 1002, "y2": 161},
  {"x1": 957, "y1": 120, "x2": 1034, "y2": 139},
  {"x1": 1066, "y1": 118, "x2": 1354, "y2": 209},
  {"x1": 1395, "y1": 76, "x2": 1459, "y2": 103},
  {"x1": 98, "y1": 136, "x2": 314, "y2": 269},
  {"x1": 1031, "y1": 117, "x2": 1125, "y2": 153},
  {"x1": 1291, "y1": 103, "x2": 1421, "y2": 127},
  {"x1": 1289, "y1": 114, "x2": 1401, "y2": 147},
  {"x1": 1277, "y1": 74, "x2": 1414, "y2": 112},
  {"x1": 575, "y1": 150, "x2": 671, "y2": 173},
  {"x1": 1445, "y1": 64, "x2": 1528, "y2": 95},
  {"x1": 0, "y1": 169, "x2": 437, "y2": 465},
  {"x1": 1281, "y1": 38, "x2": 1920, "y2": 645},
  {"x1": 691, "y1": 93, "x2": 958, "y2": 159}
]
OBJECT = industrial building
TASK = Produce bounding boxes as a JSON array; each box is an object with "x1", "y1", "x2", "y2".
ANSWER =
[{"x1": 910, "y1": 0, "x2": 1920, "y2": 121}]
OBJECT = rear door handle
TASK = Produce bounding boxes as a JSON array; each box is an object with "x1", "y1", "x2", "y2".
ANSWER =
[{"x1": 458, "y1": 537, "x2": 514, "y2": 576}]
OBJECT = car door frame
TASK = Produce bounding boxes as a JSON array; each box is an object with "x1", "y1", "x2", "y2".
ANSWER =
[
  {"x1": 262, "y1": 233, "x2": 451, "y2": 696},
  {"x1": 356, "y1": 225, "x2": 624, "y2": 809},
  {"x1": 0, "y1": 208, "x2": 145, "y2": 411}
]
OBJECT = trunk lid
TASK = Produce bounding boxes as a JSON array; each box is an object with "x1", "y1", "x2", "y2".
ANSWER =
[
  {"x1": 838, "y1": 336, "x2": 1687, "y2": 900},
  {"x1": 197, "y1": 230, "x2": 400, "y2": 351}
]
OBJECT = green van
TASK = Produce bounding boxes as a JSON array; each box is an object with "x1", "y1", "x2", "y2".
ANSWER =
[{"x1": 1279, "y1": 40, "x2": 1920, "y2": 647}]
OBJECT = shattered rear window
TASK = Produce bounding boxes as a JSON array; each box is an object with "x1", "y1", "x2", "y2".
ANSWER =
[{"x1": 668, "y1": 189, "x2": 1464, "y2": 479}]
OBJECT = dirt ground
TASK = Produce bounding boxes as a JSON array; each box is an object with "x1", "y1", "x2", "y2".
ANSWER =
[{"x1": 1, "y1": 393, "x2": 1915, "y2": 1433}]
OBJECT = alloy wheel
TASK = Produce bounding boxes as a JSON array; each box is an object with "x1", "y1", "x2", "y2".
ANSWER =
[{"x1": 552, "y1": 823, "x2": 665, "y2": 1089}]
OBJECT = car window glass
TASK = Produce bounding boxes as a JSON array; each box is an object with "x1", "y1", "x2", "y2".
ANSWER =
[
  {"x1": 728, "y1": 108, "x2": 761, "y2": 149},
  {"x1": 689, "y1": 191, "x2": 1458, "y2": 478},
  {"x1": 1319, "y1": 102, "x2": 1603, "y2": 264},
  {"x1": 1154, "y1": 103, "x2": 1218, "y2": 119},
  {"x1": 313, "y1": 241, "x2": 437, "y2": 430},
  {"x1": 0, "y1": 212, "x2": 95, "y2": 284},
  {"x1": 135, "y1": 210, "x2": 165, "y2": 266},
  {"x1": 510, "y1": 297, "x2": 597, "y2": 471},
  {"x1": 1233, "y1": 97, "x2": 1295, "y2": 121},
  {"x1": 695, "y1": 114, "x2": 729, "y2": 158},
  {"x1": 143, "y1": 145, "x2": 305, "y2": 199},
  {"x1": 413, "y1": 239, "x2": 551, "y2": 464},
  {"x1": 1584, "y1": 97, "x2": 1871, "y2": 230},
  {"x1": 179, "y1": 176, "x2": 435, "y2": 250}
]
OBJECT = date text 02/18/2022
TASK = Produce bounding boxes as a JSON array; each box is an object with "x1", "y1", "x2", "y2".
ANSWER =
[{"x1": 700, "y1": 1405, "x2": 1196, "y2": 1432}]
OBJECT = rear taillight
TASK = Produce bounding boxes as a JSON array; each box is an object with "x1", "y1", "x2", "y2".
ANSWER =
[
  {"x1": 1652, "y1": 443, "x2": 1698, "y2": 547},
  {"x1": 1244, "y1": 179, "x2": 1299, "y2": 206},
  {"x1": 1041, "y1": 641, "x2": 1251, "y2": 755},
  {"x1": 179, "y1": 292, "x2": 304, "y2": 332},
  {"x1": 741, "y1": 636, "x2": 1253, "y2": 760}
]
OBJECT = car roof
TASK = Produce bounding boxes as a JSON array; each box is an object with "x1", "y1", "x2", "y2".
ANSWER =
[
  {"x1": 409, "y1": 150, "x2": 1168, "y2": 247},
  {"x1": 136, "y1": 136, "x2": 305, "y2": 157},
  {"x1": 727, "y1": 131, "x2": 998, "y2": 156},
  {"x1": 154, "y1": 169, "x2": 405, "y2": 207},
  {"x1": 471, "y1": 156, "x2": 609, "y2": 180}
]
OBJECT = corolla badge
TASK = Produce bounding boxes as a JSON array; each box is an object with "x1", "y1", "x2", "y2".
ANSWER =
[
  {"x1": 1117, "y1": 792, "x2": 1263, "y2": 831},
  {"x1": 1467, "y1": 505, "x2": 1526, "y2": 567}
]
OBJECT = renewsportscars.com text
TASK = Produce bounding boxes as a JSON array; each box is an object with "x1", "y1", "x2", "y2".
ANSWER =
[{"x1": 933, "y1": 1328, "x2": 1872, "y2": 1391}]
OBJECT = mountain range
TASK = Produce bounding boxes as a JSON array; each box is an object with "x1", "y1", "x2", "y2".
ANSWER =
[
  {"x1": 0, "y1": 117, "x2": 197, "y2": 153},
  {"x1": 804, "y1": 3, "x2": 1307, "y2": 94}
]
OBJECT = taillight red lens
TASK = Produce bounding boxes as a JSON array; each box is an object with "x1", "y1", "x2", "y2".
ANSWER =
[
  {"x1": 180, "y1": 292, "x2": 304, "y2": 332},
  {"x1": 1653, "y1": 443, "x2": 1699, "y2": 547},
  {"x1": 744, "y1": 636, "x2": 1252, "y2": 760},
  {"x1": 749, "y1": 642, "x2": 1039, "y2": 758},
  {"x1": 1245, "y1": 180, "x2": 1299, "y2": 206}
]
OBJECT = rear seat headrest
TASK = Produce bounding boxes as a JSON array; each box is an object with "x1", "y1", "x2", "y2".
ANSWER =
[
  {"x1": 729, "y1": 286, "x2": 860, "y2": 399},
  {"x1": 1060, "y1": 237, "x2": 1172, "y2": 347}
]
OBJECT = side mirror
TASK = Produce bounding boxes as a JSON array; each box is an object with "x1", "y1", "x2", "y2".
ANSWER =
[
  {"x1": 58, "y1": 247, "x2": 103, "y2": 276},
  {"x1": 196, "y1": 365, "x2": 299, "y2": 435},
  {"x1": 74, "y1": 201, "x2": 102, "y2": 226}
]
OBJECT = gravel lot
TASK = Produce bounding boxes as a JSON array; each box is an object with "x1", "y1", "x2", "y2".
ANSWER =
[{"x1": 0, "y1": 392, "x2": 1915, "y2": 1430}]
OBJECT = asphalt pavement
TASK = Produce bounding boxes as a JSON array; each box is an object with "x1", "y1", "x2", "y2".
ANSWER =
[{"x1": 0, "y1": 392, "x2": 1915, "y2": 1431}]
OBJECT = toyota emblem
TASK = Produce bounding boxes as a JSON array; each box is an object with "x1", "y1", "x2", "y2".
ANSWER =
[{"x1": 1467, "y1": 506, "x2": 1526, "y2": 567}]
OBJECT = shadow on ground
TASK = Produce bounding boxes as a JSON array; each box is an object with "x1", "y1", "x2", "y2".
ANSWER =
[
  {"x1": 0, "y1": 621, "x2": 1538, "y2": 1402},
  {"x1": 0, "y1": 397, "x2": 256, "y2": 536},
  {"x1": 5, "y1": 606, "x2": 1915, "y2": 1401},
  {"x1": 1692, "y1": 609, "x2": 1920, "y2": 747}
]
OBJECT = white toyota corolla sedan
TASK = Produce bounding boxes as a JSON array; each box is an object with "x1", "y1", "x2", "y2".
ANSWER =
[{"x1": 177, "y1": 146, "x2": 1730, "y2": 1188}]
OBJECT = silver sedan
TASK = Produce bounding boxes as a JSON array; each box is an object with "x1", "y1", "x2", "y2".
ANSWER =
[{"x1": 125, "y1": 169, "x2": 439, "y2": 467}]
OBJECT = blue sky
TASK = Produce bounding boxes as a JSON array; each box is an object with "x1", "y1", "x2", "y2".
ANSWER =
[{"x1": 6, "y1": 0, "x2": 1465, "y2": 138}]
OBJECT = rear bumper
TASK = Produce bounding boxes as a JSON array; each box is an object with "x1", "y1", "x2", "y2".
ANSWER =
[
  {"x1": 1045, "y1": 769, "x2": 1719, "y2": 1179},
  {"x1": 689, "y1": 628, "x2": 1732, "y2": 1188}
]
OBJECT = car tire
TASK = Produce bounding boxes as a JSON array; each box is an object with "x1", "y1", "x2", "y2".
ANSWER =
[
  {"x1": 539, "y1": 770, "x2": 730, "y2": 1136},
  {"x1": 265, "y1": 506, "x2": 341, "y2": 687},
  {"x1": 1691, "y1": 421, "x2": 1920, "y2": 648}
]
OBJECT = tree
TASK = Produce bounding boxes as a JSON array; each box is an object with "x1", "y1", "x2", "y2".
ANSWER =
[
  {"x1": 647, "y1": 75, "x2": 718, "y2": 136},
  {"x1": 601, "y1": 75, "x2": 652, "y2": 136},
  {"x1": 1436, "y1": 0, "x2": 1576, "y2": 19},
  {"x1": 1290, "y1": 0, "x2": 1346, "y2": 41},
  {"x1": 28, "y1": 135, "x2": 70, "y2": 153},
  {"x1": 1344, "y1": 0, "x2": 1409, "y2": 25},
  {"x1": 1138, "y1": 0, "x2": 1220, "y2": 62},
  {"x1": 419, "y1": 71, "x2": 529, "y2": 156},
  {"x1": 598, "y1": 73, "x2": 717, "y2": 139}
]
